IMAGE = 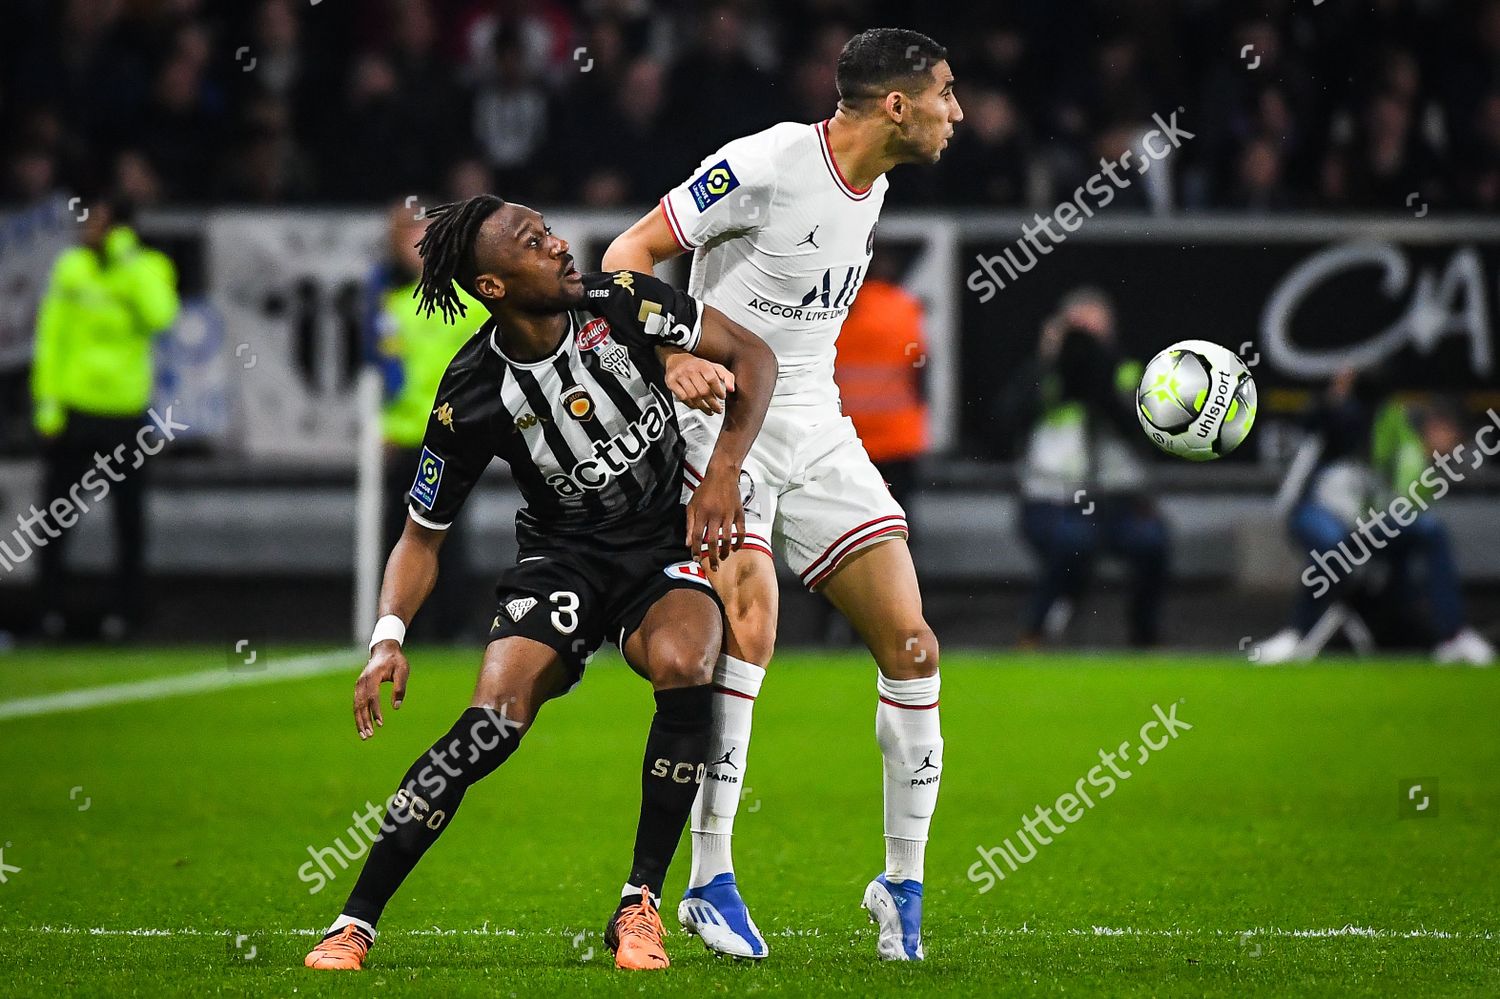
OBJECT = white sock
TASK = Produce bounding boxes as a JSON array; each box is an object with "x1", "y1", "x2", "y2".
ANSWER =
[
  {"x1": 875, "y1": 671, "x2": 942, "y2": 884},
  {"x1": 688, "y1": 654, "x2": 765, "y2": 888},
  {"x1": 329, "y1": 913, "x2": 377, "y2": 938}
]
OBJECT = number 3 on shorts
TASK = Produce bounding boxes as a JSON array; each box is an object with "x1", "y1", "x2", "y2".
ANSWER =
[{"x1": 549, "y1": 590, "x2": 580, "y2": 634}]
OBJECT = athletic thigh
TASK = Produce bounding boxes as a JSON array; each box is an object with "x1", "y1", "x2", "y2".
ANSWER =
[
  {"x1": 774, "y1": 416, "x2": 908, "y2": 592},
  {"x1": 620, "y1": 586, "x2": 724, "y2": 690},
  {"x1": 469, "y1": 635, "x2": 578, "y2": 729}
]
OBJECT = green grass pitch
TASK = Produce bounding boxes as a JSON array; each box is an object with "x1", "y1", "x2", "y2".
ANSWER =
[{"x1": 1, "y1": 647, "x2": 1497, "y2": 996}]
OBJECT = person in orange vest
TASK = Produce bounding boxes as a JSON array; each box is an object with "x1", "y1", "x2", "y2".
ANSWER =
[{"x1": 833, "y1": 249, "x2": 930, "y2": 509}]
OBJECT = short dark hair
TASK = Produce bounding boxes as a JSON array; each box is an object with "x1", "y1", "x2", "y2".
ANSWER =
[{"x1": 835, "y1": 28, "x2": 947, "y2": 107}]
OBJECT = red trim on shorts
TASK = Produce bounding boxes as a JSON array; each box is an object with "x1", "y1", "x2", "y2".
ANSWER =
[
  {"x1": 800, "y1": 515, "x2": 908, "y2": 588},
  {"x1": 878, "y1": 696, "x2": 940, "y2": 710},
  {"x1": 659, "y1": 196, "x2": 694, "y2": 251},
  {"x1": 736, "y1": 536, "x2": 774, "y2": 558}
]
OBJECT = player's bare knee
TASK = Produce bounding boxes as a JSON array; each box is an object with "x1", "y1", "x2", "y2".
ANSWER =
[
  {"x1": 469, "y1": 691, "x2": 541, "y2": 735},
  {"x1": 877, "y1": 623, "x2": 940, "y2": 680},
  {"x1": 648, "y1": 637, "x2": 716, "y2": 689}
]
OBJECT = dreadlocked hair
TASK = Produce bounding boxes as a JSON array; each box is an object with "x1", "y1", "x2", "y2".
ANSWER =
[{"x1": 413, "y1": 195, "x2": 506, "y2": 324}]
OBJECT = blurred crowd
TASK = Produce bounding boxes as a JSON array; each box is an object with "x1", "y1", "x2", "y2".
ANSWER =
[{"x1": 4, "y1": 0, "x2": 1498, "y2": 213}]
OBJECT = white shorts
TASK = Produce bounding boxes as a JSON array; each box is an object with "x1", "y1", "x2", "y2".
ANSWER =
[{"x1": 679, "y1": 403, "x2": 907, "y2": 590}]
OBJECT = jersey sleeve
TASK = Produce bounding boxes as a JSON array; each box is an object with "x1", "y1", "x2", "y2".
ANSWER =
[
  {"x1": 583, "y1": 270, "x2": 703, "y2": 353},
  {"x1": 658, "y1": 131, "x2": 778, "y2": 250},
  {"x1": 404, "y1": 367, "x2": 493, "y2": 530}
]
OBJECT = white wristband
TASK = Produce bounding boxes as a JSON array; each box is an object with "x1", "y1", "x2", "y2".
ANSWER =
[{"x1": 369, "y1": 614, "x2": 407, "y2": 651}]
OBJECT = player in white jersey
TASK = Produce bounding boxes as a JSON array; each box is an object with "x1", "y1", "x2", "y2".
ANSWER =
[{"x1": 604, "y1": 28, "x2": 961, "y2": 962}]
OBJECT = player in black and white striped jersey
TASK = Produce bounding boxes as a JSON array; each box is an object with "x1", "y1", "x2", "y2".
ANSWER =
[{"x1": 304, "y1": 195, "x2": 776, "y2": 973}]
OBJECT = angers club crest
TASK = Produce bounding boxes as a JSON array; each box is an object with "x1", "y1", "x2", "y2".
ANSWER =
[
  {"x1": 561, "y1": 385, "x2": 595, "y2": 421},
  {"x1": 577, "y1": 316, "x2": 633, "y2": 379}
]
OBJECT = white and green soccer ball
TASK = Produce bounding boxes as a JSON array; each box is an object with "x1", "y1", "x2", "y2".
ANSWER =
[{"x1": 1136, "y1": 339, "x2": 1257, "y2": 461}]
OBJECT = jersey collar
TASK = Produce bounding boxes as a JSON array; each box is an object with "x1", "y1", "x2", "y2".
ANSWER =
[
  {"x1": 816, "y1": 119, "x2": 874, "y2": 201},
  {"x1": 487, "y1": 313, "x2": 575, "y2": 369}
]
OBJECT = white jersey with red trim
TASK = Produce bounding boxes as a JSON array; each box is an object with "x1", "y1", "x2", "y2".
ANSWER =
[{"x1": 659, "y1": 120, "x2": 888, "y2": 408}]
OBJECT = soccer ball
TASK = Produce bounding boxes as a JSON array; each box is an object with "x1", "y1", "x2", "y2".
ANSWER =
[{"x1": 1136, "y1": 339, "x2": 1257, "y2": 461}]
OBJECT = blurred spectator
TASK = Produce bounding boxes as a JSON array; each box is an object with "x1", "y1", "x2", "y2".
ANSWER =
[
  {"x1": 30, "y1": 196, "x2": 180, "y2": 640},
  {"x1": 368, "y1": 202, "x2": 479, "y2": 642},
  {"x1": 217, "y1": 98, "x2": 315, "y2": 202},
  {"x1": 1229, "y1": 137, "x2": 1294, "y2": 212},
  {"x1": 996, "y1": 289, "x2": 1169, "y2": 648},
  {"x1": 136, "y1": 49, "x2": 223, "y2": 201},
  {"x1": 0, "y1": 2, "x2": 1488, "y2": 209},
  {"x1": 1258, "y1": 372, "x2": 1495, "y2": 665},
  {"x1": 113, "y1": 150, "x2": 164, "y2": 207},
  {"x1": 1453, "y1": 91, "x2": 1500, "y2": 210},
  {"x1": 561, "y1": 55, "x2": 676, "y2": 207},
  {"x1": 933, "y1": 87, "x2": 1032, "y2": 206},
  {"x1": 446, "y1": 157, "x2": 495, "y2": 203},
  {"x1": 1332, "y1": 92, "x2": 1444, "y2": 211},
  {"x1": 6, "y1": 146, "x2": 58, "y2": 203},
  {"x1": 663, "y1": 4, "x2": 784, "y2": 153},
  {"x1": 469, "y1": 24, "x2": 553, "y2": 195},
  {"x1": 833, "y1": 249, "x2": 930, "y2": 510}
]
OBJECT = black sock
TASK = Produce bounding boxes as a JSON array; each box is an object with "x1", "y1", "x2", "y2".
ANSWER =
[
  {"x1": 627, "y1": 684, "x2": 713, "y2": 897},
  {"x1": 342, "y1": 706, "x2": 523, "y2": 925}
]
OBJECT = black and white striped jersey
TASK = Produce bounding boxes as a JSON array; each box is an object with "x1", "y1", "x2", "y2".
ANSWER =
[{"x1": 405, "y1": 269, "x2": 703, "y2": 552}]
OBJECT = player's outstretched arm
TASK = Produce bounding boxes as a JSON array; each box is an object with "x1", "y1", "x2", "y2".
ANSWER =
[
  {"x1": 608, "y1": 210, "x2": 732, "y2": 411},
  {"x1": 603, "y1": 206, "x2": 685, "y2": 274},
  {"x1": 354, "y1": 517, "x2": 445, "y2": 739},
  {"x1": 683, "y1": 306, "x2": 777, "y2": 568}
]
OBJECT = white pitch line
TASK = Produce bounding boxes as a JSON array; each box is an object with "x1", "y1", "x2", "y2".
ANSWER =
[
  {"x1": 12, "y1": 925, "x2": 1495, "y2": 940},
  {"x1": 0, "y1": 649, "x2": 356, "y2": 722}
]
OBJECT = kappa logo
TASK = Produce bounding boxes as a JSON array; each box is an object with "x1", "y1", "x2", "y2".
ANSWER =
[
  {"x1": 506, "y1": 597, "x2": 538, "y2": 622},
  {"x1": 515, "y1": 411, "x2": 544, "y2": 431},
  {"x1": 433, "y1": 401, "x2": 456, "y2": 430}
]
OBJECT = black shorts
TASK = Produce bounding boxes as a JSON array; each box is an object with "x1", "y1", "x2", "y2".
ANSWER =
[{"x1": 487, "y1": 542, "x2": 722, "y2": 677}]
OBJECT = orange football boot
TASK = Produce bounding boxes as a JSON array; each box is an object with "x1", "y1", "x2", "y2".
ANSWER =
[
  {"x1": 605, "y1": 888, "x2": 670, "y2": 970},
  {"x1": 304, "y1": 923, "x2": 373, "y2": 969}
]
